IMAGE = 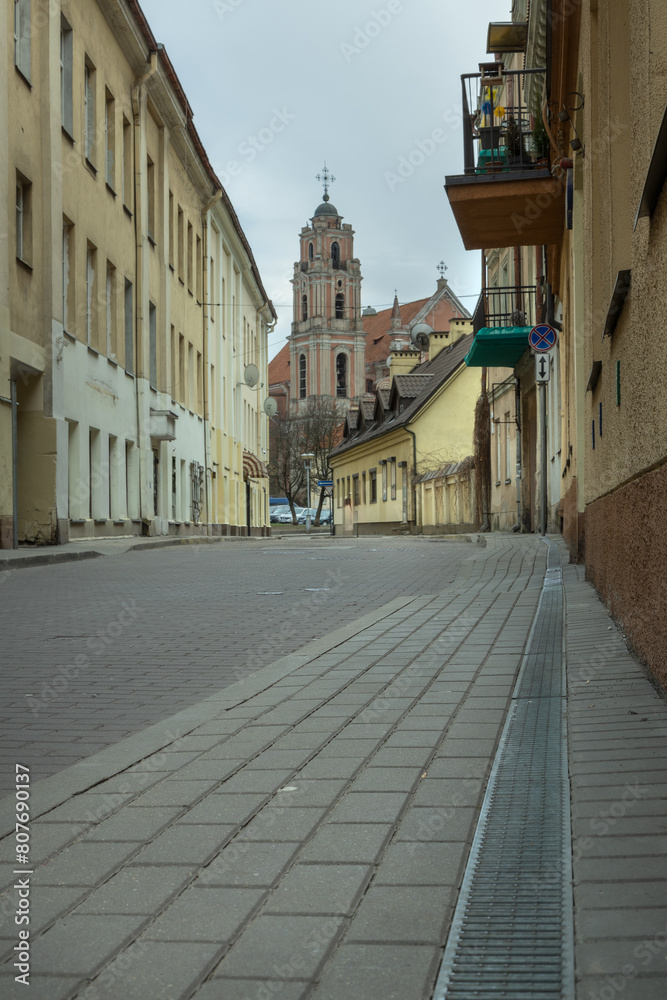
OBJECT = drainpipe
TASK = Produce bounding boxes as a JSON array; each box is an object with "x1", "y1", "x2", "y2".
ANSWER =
[
  {"x1": 202, "y1": 189, "x2": 222, "y2": 532},
  {"x1": 404, "y1": 425, "x2": 418, "y2": 529},
  {"x1": 513, "y1": 376, "x2": 522, "y2": 531},
  {"x1": 11, "y1": 380, "x2": 18, "y2": 548},
  {"x1": 132, "y1": 50, "x2": 158, "y2": 531}
]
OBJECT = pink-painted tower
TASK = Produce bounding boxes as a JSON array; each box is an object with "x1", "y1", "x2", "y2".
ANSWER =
[{"x1": 289, "y1": 165, "x2": 365, "y2": 412}]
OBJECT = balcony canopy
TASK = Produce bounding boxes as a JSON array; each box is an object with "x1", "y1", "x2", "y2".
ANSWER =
[{"x1": 464, "y1": 326, "x2": 530, "y2": 368}]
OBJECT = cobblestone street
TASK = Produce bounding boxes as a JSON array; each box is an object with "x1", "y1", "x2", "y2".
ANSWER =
[{"x1": 0, "y1": 537, "x2": 472, "y2": 795}]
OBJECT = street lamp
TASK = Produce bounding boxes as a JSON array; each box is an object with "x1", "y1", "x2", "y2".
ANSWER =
[{"x1": 301, "y1": 452, "x2": 315, "y2": 531}]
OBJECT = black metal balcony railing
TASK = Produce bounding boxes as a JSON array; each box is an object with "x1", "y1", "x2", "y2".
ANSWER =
[
  {"x1": 461, "y1": 68, "x2": 549, "y2": 176},
  {"x1": 473, "y1": 286, "x2": 539, "y2": 334}
]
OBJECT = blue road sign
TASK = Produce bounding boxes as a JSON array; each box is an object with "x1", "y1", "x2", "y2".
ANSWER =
[
  {"x1": 529, "y1": 324, "x2": 557, "y2": 352},
  {"x1": 317, "y1": 480, "x2": 334, "y2": 487}
]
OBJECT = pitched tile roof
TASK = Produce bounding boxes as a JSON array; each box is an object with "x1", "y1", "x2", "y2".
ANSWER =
[
  {"x1": 269, "y1": 342, "x2": 291, "y2": 386},
  {"x1": 391, "y1": 374, "x2": 435, "y2": 399}
]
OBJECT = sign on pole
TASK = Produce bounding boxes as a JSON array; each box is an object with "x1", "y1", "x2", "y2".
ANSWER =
[
  {"x1": 529, "y1": 324, "x2": 558, "y2": 352},
  {"x1": 317, "y1": 480, "x2": 334, "y2": 487},
  {"x1": 535, "y1": 354, "x2": 550, "y2": 383}
]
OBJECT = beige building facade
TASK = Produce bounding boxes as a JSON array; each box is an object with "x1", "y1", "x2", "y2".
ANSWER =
[{"x1": 1, "y1": 0, "x2": 275, "y2": 548}]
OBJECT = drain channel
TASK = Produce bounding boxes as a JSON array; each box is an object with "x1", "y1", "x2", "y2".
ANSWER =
[{"x1": 432, "y1": 540, "x2": 575, "y2": 1000}]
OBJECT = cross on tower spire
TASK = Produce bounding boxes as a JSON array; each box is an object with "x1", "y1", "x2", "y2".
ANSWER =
[
  {"x1": 437, "y1": 260, "x2": 448, "y2": 279},
  {"x1": 316, "y1": 162, "x2": 336, "y2": 203}
]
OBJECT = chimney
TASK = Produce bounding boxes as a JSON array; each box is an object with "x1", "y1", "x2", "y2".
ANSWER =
[
  {"x1": 428, "y1": 332, "x2": 450, "y2": 360},
  {"x1": 389, "y1": 348, "x2": 420, "y2": 384},
  {"x1": 448, "y1": 318, "x2": 473, "y2": 345}
]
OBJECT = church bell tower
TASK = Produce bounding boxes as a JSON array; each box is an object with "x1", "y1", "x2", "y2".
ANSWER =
[{"x1": 289, "y1": 165, "x2": 365, "y2": 412}]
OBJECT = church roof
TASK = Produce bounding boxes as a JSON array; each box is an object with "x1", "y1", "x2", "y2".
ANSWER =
[
  {"x1": 268, "y1": 342, "x2": 290, "y2": 386},
  {"x1": 313, "y1": 202, "x2": 339, "y2": 218}
]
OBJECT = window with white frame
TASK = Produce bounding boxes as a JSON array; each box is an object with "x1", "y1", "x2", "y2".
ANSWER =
[
  {"x1": 106, "y1": 261, "x2": 116, "y2": 358},
  {"x1": 505, "y1": 411, "x2": 512, "y2": 480},
  {"x1": 105, "y1": 89, "x2": 115, "y2": 188},
  {"x1": 84, "y1": 59, "x2": 96, "y2": 165},
  {"x1": 390, "y1": 458, "x2": 397, "y2": 500},
  {"x1": 124, "y1": 279, "x2": 133, "y2": 373},
  {"x1": 14, "y1": 0, "x2": 31, "y2": 82},
  {"x1": 86, "y1": 243, "x2": 97, "y2": 346},
  {"x1": 60, "y1": 18, "x2": 73, "y2": 135},
  {"x1": 62, "y1": 218, "x2": 74, "y2": 332},
  {"x1": 15, "y1": 172, "x2": 31, "y2": 264}
]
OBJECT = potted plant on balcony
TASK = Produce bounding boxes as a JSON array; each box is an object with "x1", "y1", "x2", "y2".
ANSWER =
[
  {"x1": 503, "y1": 114, "x2": 524, "y2": 167},
  {"x1": 531, "y1": 115, "x2": 550, "y2": 164}
]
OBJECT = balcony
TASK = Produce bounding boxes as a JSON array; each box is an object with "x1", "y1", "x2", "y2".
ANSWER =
[
  {"x1": 445, "y1": 67, "x2": 564, "y2": 250},
  {"x1": 465, "y1": 286, "x2": 540, "y2": 368}
]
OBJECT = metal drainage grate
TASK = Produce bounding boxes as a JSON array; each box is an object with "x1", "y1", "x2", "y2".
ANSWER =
[{"x1": 433, "y1": 540, "x2": 575, "y2": 1000}]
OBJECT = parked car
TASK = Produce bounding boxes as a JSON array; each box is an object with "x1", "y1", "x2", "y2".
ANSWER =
[
  {"x1": 297, "y1": 507, "x2": 332, "y2": 525},
  {"x1": 269, "y1": 505, "x2": 291, "y2": 523},
  {"x1": 274, "y1": 507, "x2": 306, "y2": 524}
]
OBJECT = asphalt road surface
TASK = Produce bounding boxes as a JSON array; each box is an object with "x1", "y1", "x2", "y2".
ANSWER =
[{"x1": 0, "y1": 537, "x2": 473, "y2": 796}]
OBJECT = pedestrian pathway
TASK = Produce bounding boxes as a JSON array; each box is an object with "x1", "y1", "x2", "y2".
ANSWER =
[{"x1": 0, "y1": 535, "x2": 665, "y2": 999}]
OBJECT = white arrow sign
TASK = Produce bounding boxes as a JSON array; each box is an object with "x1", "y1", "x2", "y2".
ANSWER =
[{"x1": 535, "y1": 353, "x2": 550, "y2": 382}]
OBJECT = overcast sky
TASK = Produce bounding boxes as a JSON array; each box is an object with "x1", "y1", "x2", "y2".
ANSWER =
[{"x1": 139, "y1": 0, "x2": 506, "y2": 358}]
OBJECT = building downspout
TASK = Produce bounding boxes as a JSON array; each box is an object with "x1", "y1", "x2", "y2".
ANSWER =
[
  {"x1": 202, "y1": 189, "x2": 222, "y2": 532},
  {"x1": 404, "y1": 425, "x2": 418, "y2": 529},
  {"x1": 131, "y1": 50, "x2": 158, "y2": 531},
  {"x1": 513, "y1": 376, "x2": 522, "y2": 531}
]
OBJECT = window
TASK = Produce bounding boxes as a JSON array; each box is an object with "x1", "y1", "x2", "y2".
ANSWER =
[
  {"x1": 124, "y1": 279, "x2": 133, "y2": 373},
  {"x1": 381, "y1": 462, "x2": 387, "y2": 502},
  {"x1": 149, "y1": 302, "x2": 157, "y2": 387},
  {"x1": 361, "y1": 472, "x2": 366, "y2": 505},
  {"x1": 84, "y1": 59, "x2": 97, "y2": 166},
  {"x1": 188, "y1": 343, "x2": 195, "y2": 408},
  {"x1": 15, "y1": 173, "x2": 32, "y2": 264},
  {"x1": 369, "y1": 469, "x2": 377, "y2": 503},
  {"x1": 308, "y1": 242, "x2": 314, "y2": 260},
  {"x1": 60, "y1": 18, "x2": 73, "y2": 135},
  {"x1": 178, "y1": 335, "x2": 185, "y2": 403},
  {"x1": 353, "y1": 475, "x2": 360, "y2": 506},
  {"x1": 177, "y1": 206, "x2": 184, "y2": 279},
  {"x1": 168, "y1": 191, "x2": 174, "y2": 267},
  {"x1": 86, "y1": 243, "x2": 97, "y2": 346},
  {"x1": 196, "y1": 235, "x2": 202, "y2": 300},
  {"x1": 62, "y1": 218, "x2": 74, "y2": 332},
  {"x1": 331, "y1": 241, "x2": 340, "y2": 264},
  {"x1": 197, "y1": 351, "x2": 203, "y2": 411},
  {"x1": 187, "y1": 222, "x2": 193, "y2": 291},
  {"x1": 147, "y1": 156, "x2": 155, "y2": 241},
  {"x1": 335, "y1": 293, "x2": 344, "y2": 319},
  {"x1": 366, "y1": 379, "x2": 373, "y2": 393},
  {"x1": 336, "y1": 353, "x2": 347, "y2": 398},
  {"x1": 302, "y1": 294, "x2": 308, "y2": 321},
  {"x1": 299, "y1": 354, "x2": 307, "y2": 399},
  {"x1": 122, "y1": 115, "x2": 132, "y2": 209},
  {"x1": 105, "y1": 90, "x2": 115, "y2": 188},
  {"x1": 495, "y1": 418, "x2": 501, "y2": 485},
  {"x1": 390, "y1": 459, "x2": 397, "y2": 500},
  {"x1": 106, "y1": 261, "x2": 116, "y2": 358},
  {"x1": 14, "y1": 0, "x2": 31, "y2": 81},
  {"x1": 336, "y1": 479, "x2": 341, "y2": 508}
]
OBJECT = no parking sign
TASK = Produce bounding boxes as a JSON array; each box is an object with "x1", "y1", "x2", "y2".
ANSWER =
[{"x1": 529, "y1": 324, "x2": 558, "y2": 352}]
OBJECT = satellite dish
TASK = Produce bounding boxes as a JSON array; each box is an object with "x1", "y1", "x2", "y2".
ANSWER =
[
  {"x1": 263, "y1": 397, "x2": 278, "y2": 416},
  {"x1": 243, "y1": 363, "x2": 260, "y2": 387},
  {"x1": 411, "y1": 323, "x2": 433, "y2": 350}
]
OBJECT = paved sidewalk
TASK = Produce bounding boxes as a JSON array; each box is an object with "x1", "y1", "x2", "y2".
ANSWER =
[{"x1": 0, "y1": 535, "x2": 665, "y2": 999}]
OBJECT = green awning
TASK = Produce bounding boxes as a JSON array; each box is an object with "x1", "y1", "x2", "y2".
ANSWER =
[{"x1": 464, "y1": 326, "x2": 531, "y2": 368}]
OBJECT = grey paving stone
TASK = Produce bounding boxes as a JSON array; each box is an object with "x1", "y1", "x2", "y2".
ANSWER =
[
  {"x1": 576, "y1": 856, "x2": 667, "y2": 881},
  {"x1": 318, "y1": 738, "x2": 383, "y2": 757},
  {"x1": 573, "y1": 816, "x2": 667, "y2": 838},
  {"x1": 424, "y1": 757, "x2": 490, "y2": 780},
  {"x1": 368, "y1": 748, "x2": 433, "y2": 768},
  {"x1": 576, "y1": 936, "x2": 667, "y2": 976},
  {"x1": 167, "y1": 759, "x2": 246, "y2": 781},
  {"x1": 347, "y1": 885, "x2": 455, "y2": 943},
  {"x1": 573, "y1": 834, "x2": 667, "y2": 858},
  {"x1": 577, "y1": 906, "x2": 667, "y2": 940},
  {"x1": 29, "y1": 913, "x2": 146, "y2": 975},
  {"x1": 3, "y1": 976, "x2": 83, "y2": 1000},
  {"x1": 32, "y1": 842, "x2": 140, "y2": 887},
  {"x1": 193, "y1": 981, "x2": 310, "y2": 1000},
  {"x1": 73, "y1": 865, "x2": 195, "y2": 915},
  {"x1": 382, "y1": 730, "x2": 443, "y2": 748},
  {"x1": 309, "y1": 943, "x2": 440, "y2": 1000},
  {"x1": 300, "y1": 823, "x2": 394, "y2": 864},
  {"x1": 193, "y1": 719, "x2": 247, "y2": 736},
  {"x1": 217, "y1": 769, "x2": 295, "y2": 794},
  {"x1": 265, "y1": 863, "x2": 372, "y2": 916},
  {"x1": 236, "y1": 807, "x2": 327, "y2": 842},
  {"x1": 0, "y1": 885, "x2": 85, "y2": 936},
  {"x1": 576, "y1": 881, "x2": 667, "y2": 909},
  {"x1": 84, "y1": 940, "x2": 223, "y2": 1000},
  {"x1": 144, "y1": 886, "x2": 264, "y2": 942},
  {"x1": 211, "y1": 914, "x2": 344, "y2": 980},
  {"x1": 435, "y1": 738, "x2": 498, "y2": 757},
  {"x1": 130, "y1": 779, "x2": 221, "y2": 807},
  {"x1": 244, "y1": 749, "x2": 315, "y2": 769},
  {"x1": 576, "y1": 976, "x2": 667, "y2": 1000},
  {"x1": 130, "y1": 824, "x2": 235, "y2": 865},
  {"x1": 83, "y1": 806, "x2": 182, "y2": 842},
  {"x1": 270, "y1": 778, "x2": 348, "y2": 807},
  {"x1": 193, "y1": 841, "x2": 300, "y2": 887},
  {"x1": 374, "y1": 841, "x2": 468, "y2": 886},
  {"x1": 328, "y1": 791, "x2": 410, "y2": 824},
  {"x1": 348, "y1": 767, "x2": 422, "y2": 793},
  {"x1": 412, "y1": 777, "x2": 485, "y2": 807},
  {"x1": 395, "y1": 805, "x2": 479, "y2": 843},
  {"x1": 339, "y1": 724, "x2": 395, "y2": 739},
  {"x1": 175, "y1": 793, "x2": 267, "y2": 826},
  {"x1": 0, "y1": 821, "x2": 89, "y2": 867},
  {"x1": 297, "y1": 758, "x2": 364, "y2": 779},
  {"x1": 269, "y1": 732, "x2": 331, "y2": 751},
  {"x1": 38, "y1": 793, "x2": 136, "y2": 824},
  {"x1": 129, "y1": 751, "x2": 202, "y2": 771}
]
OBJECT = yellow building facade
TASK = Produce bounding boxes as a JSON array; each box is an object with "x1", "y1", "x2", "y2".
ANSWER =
[
  {"x1": 329, "y1": 325, "x2": 479, "y2": 535},
  {"x1": 1, "y1": 0, "x2": 275, "y2": 547}
]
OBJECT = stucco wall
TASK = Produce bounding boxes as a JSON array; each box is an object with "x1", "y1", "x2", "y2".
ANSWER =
[{"x1": 585, "y1": 461, "x2": 667, "y2": 690}]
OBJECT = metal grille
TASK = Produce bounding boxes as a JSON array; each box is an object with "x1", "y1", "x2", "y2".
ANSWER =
[{"x1": 433, "y1": 541, "x2": 575, "y2": 1000}]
